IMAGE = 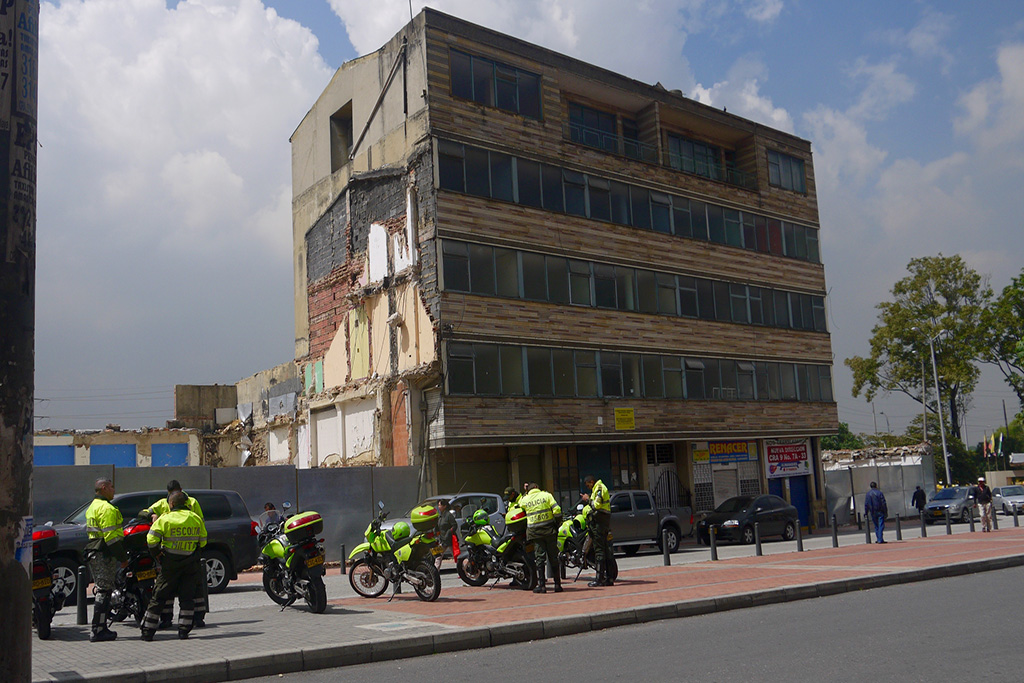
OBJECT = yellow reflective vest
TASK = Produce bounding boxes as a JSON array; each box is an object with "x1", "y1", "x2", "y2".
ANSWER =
[
  {"x1": 85, "y1": 497, "x2": 128, "y2": 561},
  {"x1": 147, "y1": 509, "x2": 207, "y2": 557},
  {"x1": 591, "y1": 479, "x2": 611, "y2": 513},
  {"x1": 144, "y1": 493, "x2": 203, "y2": 520},
  {"x1": 520, "y1": 489, "x2": 562, "y2": 527}
]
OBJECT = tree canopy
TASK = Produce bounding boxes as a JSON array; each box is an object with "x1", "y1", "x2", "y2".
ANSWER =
[{"x1": 980, "y1": 268, "x2": 1024, "y2": 406}]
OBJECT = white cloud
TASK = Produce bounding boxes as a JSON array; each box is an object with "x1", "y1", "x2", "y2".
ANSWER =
[
  {"x1": 847, "y1": 58, "x2": 916, "y2": 121},
  {"x1": 741, "y1": 0, "x2": 783, "y2": 24},
  {"x1": 690, "y1": 56, "x2": 794, "y2": 132},
  {"x1": 955, "y1": 43, "x2": 1024, "y2": 156},
  {"x1": 883, "y1": 8, "x2": 954, "y2": 73}
]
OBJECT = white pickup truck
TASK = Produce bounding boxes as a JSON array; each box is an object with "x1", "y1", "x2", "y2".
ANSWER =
[{"x1": 608, "y1": 489, "x2": 691, "y2": 554}]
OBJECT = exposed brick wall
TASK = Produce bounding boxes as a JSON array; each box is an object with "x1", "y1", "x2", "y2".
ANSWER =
[{"x1": 307, "y1": 194, "x2": 348, "y2": 284}]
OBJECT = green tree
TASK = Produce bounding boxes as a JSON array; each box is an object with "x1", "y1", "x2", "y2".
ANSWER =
[
  {"x1": 820, "y1": 422, "x2": 864, "y2": 450},
  {"x1": 980, "y1": 269, "x2": 1024, "y2": 407},
  {"x1": 846, "y1": 254, "x2": 991, "y2": 442}
]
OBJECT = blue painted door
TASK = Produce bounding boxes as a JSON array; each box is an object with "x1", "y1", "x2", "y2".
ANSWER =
[
  {"x1": 34, "y1": 445, "x2": 74, "y2": 466},
  {"x1": 151, "y1": 443, "x2": 188, "y2": 467},
  {"x1": 768, "y1": 478, "x2": 784, "y2": 497},
  {"x1": 89, "y1": 444, "x2": 137, "y2": 467},
  {"x1": 790, "y1": 475, "x2": 811, "y2": 528}
]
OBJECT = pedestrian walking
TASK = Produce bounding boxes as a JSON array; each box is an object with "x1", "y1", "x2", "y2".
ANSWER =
[
  {"x1": 84, "y1": 478, "x2": 127, "y2": 642},
  {"x1": 975, "y1": 477, "x2": 994, "y2": 532},
  {"x1": 911, "y1": 485, "x2": 927, "y2": 514},
  {"x1": 519, "y1": 483, "x2": 562, "y2": 593},
  {"x1": 434, "y1": 499, "x2": 459, "y2": 569},
  {"x1": 142, "y1": 480, "x2": 208, "y2": 627},
  {"x1": 865, "y1": 481, "x2": 888, "y2": 544},
  {"x1": 140, "y1": 491, "x2": 207, "y2": 641},
  {"x1": 582, "y1": 474, "x2": 613, "y2": 586}
]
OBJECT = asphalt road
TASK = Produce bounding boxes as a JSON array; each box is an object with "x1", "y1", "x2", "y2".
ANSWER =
[{"x1": 243, "y1": 562, "x2": 1024, "y2": 682}]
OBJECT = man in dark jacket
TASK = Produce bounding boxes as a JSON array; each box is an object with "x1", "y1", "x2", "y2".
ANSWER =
[
  {"x1": 975, "y1": 477, "x2": 994, "y2": 532},
  {"x1": 864, "y1": 481, "x2": 888, "y2": 544},
  {"x1": 911, "y1": 486, "x2": 927, "y2": 515},
  {"x1": 435, "y1": 499, "x2": 458, "y2": 569}
]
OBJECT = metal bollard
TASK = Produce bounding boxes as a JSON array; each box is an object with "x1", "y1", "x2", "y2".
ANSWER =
[
  {"x1": 993, "y1": 506, "x2": 999, "y2": 531},
  {"x1": 754, "y1": 522, "x2": 762, "y2": 556},
  {"x1": 662, "y1": 529, "x2": 671, "y2": 566},
  {"x1": 76, "y1": 565, "x2": 88, "y2": 625},
  {"x1": 968, "y1": 509, "x2": 975, "y2": 532},
  {"x1": 710, "y1": 526, "x2": 718, "y2": 561},
  {"x1": 1014, "y1": 503, "x2": 1019, "y2": 528},
  {"x1": 865, "y1": 516, "x2": 872, "y2": 544},
  {"x1": 896, "y1": 514, "x2": 902, "y2": 541},
  {"x1": 920, "y1": 510, "x2": 927, "y2": 538},
  {"x1": 340, "y1": 544, "x2": 346, "y2": 575},
  {"x1": 796, "y1": 522, "x2": 804, "y2": 552},
  {"x1": 945, "y1": 508, "x2": 952, "y2": 535},
  {"x1": 831, "y1": 514, "x2": 839, "y2": 548},
  {"x1": 856, "y1": 512, "x2": 862, "y2": 531}
]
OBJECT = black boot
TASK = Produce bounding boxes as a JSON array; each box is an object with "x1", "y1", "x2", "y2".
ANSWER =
[
  {"x1": 603, "y1": 563, "x2": 614, "y2": 587},
  {"x1": 91, "y1": 628, "x2": 117, "y2": 643},
  {"x1": 140, "y1": 629, "x2": 154, "y2": 642},
  {"x1": 552, "y1": 567, "x2": 563, "y2": 593},
  {"x1": 588, "y1": 564, "x2": 604, "y2": 588},
  {"x1": 178, "y1": 628, "x2": 191, "y2": 640},
  {"x1": 533, "y1": 565, "x2": 547, "y2": 594}
]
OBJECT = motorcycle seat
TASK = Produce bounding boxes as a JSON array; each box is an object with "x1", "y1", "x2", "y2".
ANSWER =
[{"x1": 385, "y1": 531, "x2": 413, "y2": 552}]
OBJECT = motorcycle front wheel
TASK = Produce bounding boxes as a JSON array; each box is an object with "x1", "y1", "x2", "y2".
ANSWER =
[
  {"x1": 263, "y1": 570, "x2": 291, "y2": 606},
  {"x1": 456, "y1": 554, "x2": 488, "y2": 587},
  {"x1": 509, "y1": 549, "x2": 536, "y2": 591},
  {"x1": 303, "y1": 574, "x2": 328, "y2": 614},
  {"x1": 412, "y1": 561, "x2": 441, "y2": 602},
  {"x1": 33, "y1": 601, "x2": 52, "y2": 640},
  {"x1": 349, "y1": 558, "x2": 389, "y2": 598}
]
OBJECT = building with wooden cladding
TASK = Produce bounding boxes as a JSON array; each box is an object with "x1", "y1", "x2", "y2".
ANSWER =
[{"x1": 289, "y1": 8, "x2": 838, "y2": 527}]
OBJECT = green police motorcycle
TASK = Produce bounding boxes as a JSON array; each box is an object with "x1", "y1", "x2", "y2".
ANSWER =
[
  {"x1": 257, "y1": 503, "x2": 328, "y2": 613},
  {"x1": 348, "y1": 501, "x2": 442, "y2": 602},
  {"x1": 557, "y1": 501, "x2": 618, "y2": 583},
  {"x1": 456, "y1": 505, "x2": 536, "y2": 590}
]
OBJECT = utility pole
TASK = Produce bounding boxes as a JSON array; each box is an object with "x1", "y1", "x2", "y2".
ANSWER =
[
  {"x1": 0, "y1": 2, "x2": 39, "y2": 681},
  {"x1": 1004, "y1": 400, "x2": 1011, "y2": 471}
]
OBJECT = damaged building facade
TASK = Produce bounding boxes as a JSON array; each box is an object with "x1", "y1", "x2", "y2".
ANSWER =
[{"x1": 281, "y1": 9, "x2": 838, "y2": 524}]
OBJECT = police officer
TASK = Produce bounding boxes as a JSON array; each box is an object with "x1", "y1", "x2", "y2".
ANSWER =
[
  {"x1": 140, "y1": 491, "x2": 207, "y2": 641},
  {"x1": 85, "y1": 478, "x2": 127, "y2": 642},
  {"x1": 503, "y1": 486, "x2": 521, "y2": 509},
  {"x1": 142, "y1": 480, "x2": 207, "y2": 627},
  {"x1": 519, "y1": 483, "x2": 562, "y2": 594},
  {"x1": 582, "y1": 475, "x2": 613, "y2": 587}
]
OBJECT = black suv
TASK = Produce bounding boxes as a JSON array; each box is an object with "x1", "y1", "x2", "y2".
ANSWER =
[{"x1": 45, "y1": 489, "x2": 259, "y2": 604}]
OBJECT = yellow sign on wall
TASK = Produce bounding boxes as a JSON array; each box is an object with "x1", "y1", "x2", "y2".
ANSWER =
[{"x1": 614, "y1": 408, "x2": 635, "y2": 430}]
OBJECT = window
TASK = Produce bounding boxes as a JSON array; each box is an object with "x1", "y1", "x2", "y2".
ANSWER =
[
  {"x1": 442, "y1": 241, "x2": 469, "y2": 292},
  {"x1": 448, "y1": 343, "x2": 475, "y2": 394},
  {"x1": 588, "y1": 176, "x2": 611, "y2": 222},
  {"x1": 542, "y1": 165, "x2": 564, "y2": 212},
  {"x1": 664, "y1": 357, "x2": 683, "y2": 398},
  {"x1": 690, "y1": 201, "x2": 709, "y2": 241},
  {"x1": 637, "y1": 269, "x2": 658, "y2": 314},
  {"x1": 500, "y1": 346, "x2": 524, "y2": 395},
  {"x1": 634, "y1": 493, "x2": 652, "y2": 511},
  {"x1": 593, "y1": 264, "x2": 616, "y2": 308},
  {"x1": 495, "y1": 248, "x2": 519, "y2": 298},
  {"x1": 516, "y1": 158, "x2": 542, "y2": 208},
  {"x1": 622, "y1": 354, "x2": 641, "y2": 397},
  {"x1": 737, "y1": 362, "x2": 755, "y2": 400},
  {"x1": 713, "y1": 281, "x2": 731, "y2": 322},
  {"x1": 191, "y1": 493, "x2": 233, "y2": 520},
  {"x1": 569, "y1": 260, "x2": 592, "y2": 306},
  {"x1": 475, "y1": 345, "x2": 500, "y2": 394},
  {"x1": 610, "y1": 494, "x2": 632, "y2": 513},
  {"x1": 490, "y1": 152, "x2": 514, "y2": 202},
  {"x1": 679, "y1": 277, "x2": 698, "y2": 318},
  {"x1": 767, "y1": 150, "x2": 806, "y2": 193},
  {"x1": 707, "y1": 205, "x2": 725, "y2": 244},
  {"x1": 569, "y1": 102, "x2": 618, "y2": 153},
  {"x1": 522, "y1": 252, "x2": 547, "y2": 300},
  {"x1": 697, "y1": 279, "x2": 716, "y2": 320},
  {"x1": 622, "y1": 118, "x2": 641, "y2": 160},
  {"x1": 553, "y1": 349, "x2": 575, "y2": 396},
  {"x1": 724, "y1": 209, "x2": 743, "y2": 247},
  {"x1": 668, "y1": 133, "x2": 723, "y2": 180},
  {"x1": 547, "y1": 256, "x2": 570, "y2": 304},
  {"x1": 610, "y1": 181, "x2": 631, "y2": 225},
  {"x1": 465, "y1": 147, "x2": 490, "y2": 197},
  {"x1": 527, "y1": 347, "x2": 554, "y2": 396},
  {"x1": 630, "y1": 186, "x2": 651, "y2": 230},
  {"x1": 672, "y1": 196, "x2": 691, "y2": 238},
  {"x1": 779, "y1": 363, "x2": 797, "y2": 400},
  {"x1": 450, "y1": 49, "x2": 542, "y2": 118},
  {"x1": 657, "y1": 273, "x2": 678, "y2": 315},
  {"x1": 703, "y1": 358, "x2": 719, "y2": 399},
  {"x1": 730, "y1": 284, "x2": 748, "y2": 324},
  {"x1": 438, "y1": 141, "x2": 465, "y2": 192},
  {"x1": 643, "y1": 355, "x2": 664, "y2": 397},
  {"x1": 601, "y1": 352, "x2": 623, "y2": 396},
  {"x1": 615, "y1": 267, "x2": 637, "y2": 312},
  {"x1": 651, "y1": 192, "x2": 671, "y2": 234},
  {"x1": 469, "y1": 243, "x2": 495, "y2": 295},
  {"x1": 685, "y1": 359, "x2": 705, "y2": 399},
  {"x1": 563, "y1": 169, "x2": 586, "y2": 217},
  {"x1": 818, "y1": 365, "x2": 834, "y2": 402},
  {"x1": 575, "y1": 351, "x2": 598, "y2": 397}
]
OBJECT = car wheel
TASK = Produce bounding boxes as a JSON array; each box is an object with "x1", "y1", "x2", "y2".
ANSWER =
[
  {"x1": 623, "y1": 545, "x2": 640, "y2": 557},
  {"x1": 960, "y1": 508, "x2": 972, "y2": 524},
  {"x1": 782, "y1": 521, "x2": 796, "y2": 541},
  {"x1": 50, "y1": 556, "x2": 82, "y2": 606},
  {"x1": 657, "y1": 525, "x2": 681, "y2": 554},
  {"x1": 741, "y1": 525, "x2": 755, "y2": 545},
  {"x1": 203, "y1": 550, "x2": 231, "y2": 593}
]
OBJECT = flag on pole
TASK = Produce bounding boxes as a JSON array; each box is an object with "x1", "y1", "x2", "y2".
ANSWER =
[{"x1": 998, "y1": 433, "x2": 1004, "y2": 456}]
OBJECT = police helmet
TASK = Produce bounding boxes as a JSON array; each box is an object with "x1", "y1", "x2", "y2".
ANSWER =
[
  {"x1": 392, "y1": 521, "x2": 411, "y2": 540},
  {"x1": 472, "y1": 509, "x2": 489, "y2": 526}
]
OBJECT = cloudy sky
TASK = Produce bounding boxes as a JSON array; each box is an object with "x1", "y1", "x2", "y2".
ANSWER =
[{"x1": 34, "y1": 0, "x2": 1024, "y2": 445}]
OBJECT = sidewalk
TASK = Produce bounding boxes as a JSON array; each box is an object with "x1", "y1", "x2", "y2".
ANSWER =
[{"x1": 33, "y1": 526, "x2": 1024, "y2": 683}]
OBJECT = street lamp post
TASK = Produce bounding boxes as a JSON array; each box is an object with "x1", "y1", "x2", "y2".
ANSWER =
[{"x1": 925, "y1": 334, "x2": 952, "y2": 485}]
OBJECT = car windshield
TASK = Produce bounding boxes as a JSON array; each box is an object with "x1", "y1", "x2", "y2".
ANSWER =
[
  {"x1": 932, "y1": 488, "x2": 963, "y2": 501},
  {"x1": 1002, "y1": 486, "x2": 1024, "y2": 496},
  {"x1": 64, "y1": 502, "x2": 90, "y2": 524},
  {"x1": 715, "y1": 496, "x2": 754, "y2": 513}
]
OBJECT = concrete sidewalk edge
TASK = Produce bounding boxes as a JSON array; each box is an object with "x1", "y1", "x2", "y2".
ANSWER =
[{"x1": 37, "y1": 553, "x2": 1024, "y2": 683}]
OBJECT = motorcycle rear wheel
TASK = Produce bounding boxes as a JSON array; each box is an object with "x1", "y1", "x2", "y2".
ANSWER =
[
  {"x1": 349, "y1": 558, "x2": 389, "y2": 598},
  {"x1": 509, "y1": 549, "x2": 536, "y2": 591},
  {"x1": 33, "y1": 602, "x2": 52, "y2": 640},
  {"x1": 303, "y1": 574, "x2": 328, "y2": 614},
  {"x1": 456, "y1": 554, "x2": 488, "y2": 587},
  {"x1": 412, "y1": 561, "x2": 441, "y2": 602},
  {"x1": 263, "y1": 570, "x2": 291, "y2": 606}
]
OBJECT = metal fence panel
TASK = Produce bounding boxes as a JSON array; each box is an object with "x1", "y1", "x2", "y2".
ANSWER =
[
  {"x1": 211, "y1": 465, "x2": 297, "y2": 522},
  {"x1": 115, "y1": 466, "x2": 211, "y2": 494},
  {"x1": 370, "y1": 467, "x2": 420, "y2": 519},
  {"x1": 34, "y1": 465, "x2": 113, "y2": 524},
  {"x1": 297, "y1": 467, "x2": 373, "y2": 563},
  {"x1": 877, "y1": 465, "x2": 907, "y2": 519},
  {"x1": 825, "y1": 469, "x2": 853, "y2": 526}
]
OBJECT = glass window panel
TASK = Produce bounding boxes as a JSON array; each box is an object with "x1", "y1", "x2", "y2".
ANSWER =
[
  {"x1": 690, "y1": 201, "x2": 708, "y2": 240},
  {"x1": 664, "y1": 356, "x2": 683, "y2": 398},
  {"x1": 448, "y1": 343, "x2": 474, "y2": 394},
  {"x1": 806, "y1": 229, "x2": 820, "y2": 263},
  {"x1": 637, "y1": 269, "x2": 658, "y2": 314},
  {"x1": 651, "y1": 192, "x2": 671, "y2": 234},
  {"x1": 522, "y1": 252, "x2": 547, "y2": 300},
  {"x1": 468, "y1": 243, "x2": 495, "y2": 295},
  {"x1": 442, "y1": 240, "x2": 469, "y2": 291},
  {"x1": 713, "y1": 281, "x2": 731, "y2": 322},
  {"x1": 768, "y1": 362, "x2": 781, "y2": 400},
  {"x1": 685, "y1": 358, "x2": 704, "y2": 399},
  {"x1": 475, "y1": 345, "x2": 500, "y2": 394},
  {"x1": 588, "y1": 177, "x2": 611, "y2": 222},
  {"x1": 516, "y1": 158, "x2": 542, "y2": 208},
  {"x1": 796, "y1": 364, "x2": 810, "y2": 401},
  {"x1": 500, "y1": 346, "x2": 524, "y2": 395},
  {"x1": 737, "y1": 362, "x2": 755, "y2": 400},
  {"x1": 630, "y1": 186, "x2": 651, "y2": 229},
  {"x1": 495, "y1": 66, "x2": 517, "y2": 112},
  {"x1": 697, "y1": 278, "x2": 716, "y2": 320},
  {"x1": 767, "y1": 219, "x2": 783, "y2": 255},
  {"x1": 742, "y1": 213, "x2": 756, "y2": 250},
  {"x1": 672, "y1": 196, "x2": 691, "y2": 238},
  {"x1": 774, "y1": 290, "x2": 790, "y2": 328},
  {"x1": 719, "y1": 359, "x2": 737, "y2": 399},
  {"x1": 615, "y1": 267, "x2": 636, "y2": 311},
  {"x1": 563, "y1": 169, "x2": 586, "y2": 217},
  {"x1": 471, "y1": 56, "x2": 494, "y2": 107},
  {"x1": 812, "y1": 297, "x2": 827, "y2": 332},
  {"x1": 547, "y1": 256, "x2": 570, "y2": 304},
  {"x1": 489, "y1": 152, "x2": 513, "y2": 201},
  {"x1": 755, "y1": 363, "x2": 770, "y2": 401},
  {"x1": 553, "y1": 349, "x2": 574, "y2": 396},
  {"x1": 569, "y1": 259, "x2": 592, "y2": 306},
  {"x1": 657, "y1": 273, "x2": 677, "y2": 315},
  {"x1": 610, "y1": 181, "x2": 630, "y2": 225},
  {"x1": 748, "y1": 287, "x2": 764, "y2": 325},
  {"x1": 575, "y1": 351, "x2": 598, "y2": 397},
  {"x1": 541, "y1": 165, "x2": 564, "y2": 212},
  {"x1": 790, "y1": 292, "x2": 804, "y2": 329},
  {"x1": 622, "y1": 354, "x2": 641, "y2": 397},
  {"x1": 495, "y1": 248, "x2": 519, "y2": 298},
  {"x1": 800, "y1": 294, "x2": 814, "y2": 331},
  {"x1": 780, "y1": 363, "x2": 797, "y2": 400},
  {"x1": 703, "y1": 358, "x2": 719, "y2": 399},
  {"x1": 594, "y1": 264, "x2": 616, "y2": 308},
  {"x1": 819, "y1": 366, "x2": 834, "y2": 402},
  {"x1": 678, "y1": 276, "x2": 698, "y2": 317},
  {"x1": 438, "y1": 142, "x2": 465, "y2": 192},
  {"x1": 450, "y1": 51, "x2": 473, "y2": 101},
  {"x1": 601, "y1": 352, "x2": 622, "y2": 397},
  {"x1": 783, "y1": 222, "x2": 797, "y2": 257},
  {"x1": 527, "y1": 347, "x2": 553, "y2": 396},
  {"x1": 465, "y1": 147, "x2": 490, "y2": 197},
  {"x1": 707, "y1": 205, "x2": 725, "y2": 244},
  {"x1": 755, "y1": 215, "x2": 769, "y2": 253},
  {"x1": 643, "y1": 355, "x2": 664, "y2": 397},
  {"x1": 517, "y1": 71, "x2": 541, "y2": 119},
  {"x1": 794, "y1": 225, "x2": 808, "y2": 260},
  {"x1": 724, "y1": 209, "x2": 743, "y2": 247},
  {"x1": 762, "y1": 288, "x2": 776, "y2": 327}
]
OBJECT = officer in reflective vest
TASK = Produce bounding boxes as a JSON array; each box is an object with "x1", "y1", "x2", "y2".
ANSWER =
[
  {"x1": 142, "y1": 479, "x2": 207, "y2": 627},
  {"x1": 85, "y1": 478, "x2": 127, "y2": 642},
  {"x1": 583, "y1": 475, "x2": 613, "y2": 587},
  {"x1": 140, "y1": 491, "x2": 207, "y2": 641},
  {"x1": 520, "y1": 483, "x2": 562, "y2": 594}
]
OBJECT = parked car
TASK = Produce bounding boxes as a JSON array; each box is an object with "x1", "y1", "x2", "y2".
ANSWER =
[
  {"x1": 695, "y1": 494, "x2": 799, "y2": 545},
  {"x1": 923, "y1": 486, "x2": 977, "y2": 524},
  {"x1": 43, "y1": 489, "x2": 260, "y2": 605},
  {"x1": 382, "y1": 492, "x2": 506, "y2": 546},
  {"x1": 607, "y1": 490, "x2": 690, "y2": 555},
  {"x1": 992, "y1": 485, "x2": 1024, "y2": 515}
]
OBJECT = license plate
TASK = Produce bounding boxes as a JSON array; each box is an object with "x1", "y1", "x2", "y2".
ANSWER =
[
  {"x1": 137, "y1": 569, "x2": 157, "y2": 581},
  {"x1": 306, "y1": 553, "x2": 325, "y2": 568},
  {"x1": 32, "y1": 577, "x2": 52, "y2": 590},
  {"x1": 430, "y1": 545, "x2": 443, "y2": 556}
]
